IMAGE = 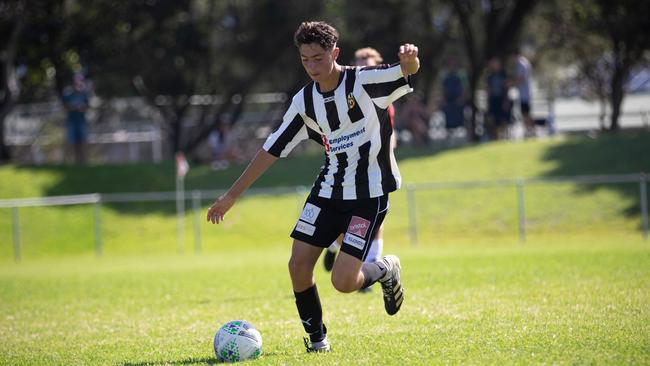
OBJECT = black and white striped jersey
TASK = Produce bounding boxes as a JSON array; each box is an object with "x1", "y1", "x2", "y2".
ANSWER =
[{"x1": 263, "y1": 63, "x2": 413, "y2": 200}]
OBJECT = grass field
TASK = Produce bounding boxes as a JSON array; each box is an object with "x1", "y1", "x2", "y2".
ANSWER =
[
  {"x1": 0, "y1": 240, "x2": 649, "y2": 365},
  {"x1": 1, "y1": 132, "x2": 649, "y2": 364}
]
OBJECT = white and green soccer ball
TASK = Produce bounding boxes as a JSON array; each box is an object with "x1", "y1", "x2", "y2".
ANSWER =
[{"x1": 213, "y1": 320, "x2": 262, "y2": 363}]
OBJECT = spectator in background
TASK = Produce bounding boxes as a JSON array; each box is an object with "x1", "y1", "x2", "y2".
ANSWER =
[
  {"x1": 486, "y1": 57, "x2": 512, "y2": 140},
  {"x1": 62, "y1": 73, "x2": 90, "y2": 164},
  {"x1": 441, "y1": 57, "x2": 467, "y2": 130},
  {"x1": 514, "y1": 50, "x2": 535, "y2": 137},
  {"x1": 399, "y1": 93, "x2": 430, "y2": 145},
  {"x1": 208, "y1": 120, "x2": 241, "y2": 170}
]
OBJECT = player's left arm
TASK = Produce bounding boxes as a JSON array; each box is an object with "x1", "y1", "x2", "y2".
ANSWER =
[
  {"x1": 358, "y1": 44, "x2": 419, "y2": 109},
  {"x1": 399, "y1": 43, "x2": 420, "y2": 76}
]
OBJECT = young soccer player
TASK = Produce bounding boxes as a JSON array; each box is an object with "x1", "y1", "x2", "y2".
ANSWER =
[
  {"x1": 207, "y1": 20, "x2": 419, "y2": 352},
  {"x1": 322, "y1": 47, "x2": 396, "y2": 286}
]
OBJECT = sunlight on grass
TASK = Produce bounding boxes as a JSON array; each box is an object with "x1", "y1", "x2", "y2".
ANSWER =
[{"x1": 0, "y1": 241, "x2": 648, "y2": 365}]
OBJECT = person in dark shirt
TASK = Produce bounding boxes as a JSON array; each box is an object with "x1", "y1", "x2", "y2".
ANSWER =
[
  {"x1": 486, "y1": 57, "x2": 512, "y2": 140},
  {"x1": 62, "y1": 74, "x2": 90, "y2": 163}
]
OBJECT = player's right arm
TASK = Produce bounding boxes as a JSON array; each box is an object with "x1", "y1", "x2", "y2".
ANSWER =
[{"x1": 207, "y1": 149, "x2": 277, "y2": 224}]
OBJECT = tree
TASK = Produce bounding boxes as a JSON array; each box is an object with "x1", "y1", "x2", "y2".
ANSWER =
[
  {"x1": 535, "y1": 0, "x2": 611, "y2": 130},
  {"x1": 1, "y1": 0, "x2": 326, "y2": 163},
  {"x1": 450, "y1": 0, "x2": 540, "y2": 141},
  {"x1": 328, "y1": 0, "x2": 452, "y2": 106},
  {"x1": 0, "y1": 0, "x2": 25, "y2": 161},
  {"x1": 539, "y1": 0, "x2": 650, "y2": 131},
  {"x1": 572, "y1": 0, "x2": 650, "y2": 131},
  {"x1": 83, "y1": 0, "x2": 325, "y2": 158},
  {"x1": 1, "y1": 0, "x2": 103, "y2": 162}
]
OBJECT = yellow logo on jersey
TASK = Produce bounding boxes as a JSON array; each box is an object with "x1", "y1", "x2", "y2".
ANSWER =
[{"x1": 347, "y1": 93, "x2": 356, "y2": 109}]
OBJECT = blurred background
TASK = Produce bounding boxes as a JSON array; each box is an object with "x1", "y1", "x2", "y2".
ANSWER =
[
  {"x1": 1, "y1": 0, "x2": 648, "y2": 165},
  {"x1": 1, "y1": 0, "x2": 649, "y2": 259}
]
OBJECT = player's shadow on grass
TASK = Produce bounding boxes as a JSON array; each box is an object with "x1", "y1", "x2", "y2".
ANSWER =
[
  {"x1": 122, "y1": 351, "x2": 282, "y2": 365},
  {"x1": 122, "y1": 357, "x2": 219, "y2": 366}
]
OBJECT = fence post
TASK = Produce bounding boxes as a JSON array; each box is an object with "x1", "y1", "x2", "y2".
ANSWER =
[
  {"x1": 407, "y1": 184, "x2": 418, "y2": 246},
  {"x1": 192, "y1": 190, "x2": 202, "y2": 254},
  {"x1": 12, "y1": 207, "x2": 21, "y2": 262},
  {"x1": 94, "y1": 194, "x2": 103, "y2": 257},
  {"x1": 517, "y1": 180, "x2": 527, "y2": 244},
  {"x1": 176, "y1": 176, "x2": 185, "y2": 254},
  {"x1": 640, "y1": 173, "x2": 648, "y2": 241}
]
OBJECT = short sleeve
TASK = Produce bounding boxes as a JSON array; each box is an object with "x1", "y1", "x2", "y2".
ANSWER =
[
  {"x1": 359, "y1": 63, "x2": 413, "y2": 109},
  {"x1": 262, "y1": 102, "x2": 309, "y2": 158}
]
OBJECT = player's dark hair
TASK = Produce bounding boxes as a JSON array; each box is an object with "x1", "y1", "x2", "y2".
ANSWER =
[{"x1": 294, "y1": 21, "x2": 339, "y2": 50}]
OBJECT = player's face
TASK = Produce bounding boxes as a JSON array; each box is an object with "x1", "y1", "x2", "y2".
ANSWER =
[{"x1": 299, "y1": 43, "x2": 339, "y2": 83}]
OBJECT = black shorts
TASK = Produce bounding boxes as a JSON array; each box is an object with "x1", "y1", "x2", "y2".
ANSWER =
[
  {"x1": 520, "y1": 101, "x2": 531, "y2": 115},
  {"x1": 291, "y1": 194, "x2": 389, "y2": 261}
]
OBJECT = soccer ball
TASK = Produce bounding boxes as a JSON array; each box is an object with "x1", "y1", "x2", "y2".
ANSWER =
[{"x1": 213, "y1": 320, "x2": 262, "y2": 362}]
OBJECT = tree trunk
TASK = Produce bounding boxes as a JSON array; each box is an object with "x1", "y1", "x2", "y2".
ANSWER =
[
  {"x1": 609, "y1": 49, "x2": 628, "y2": 131},
  {"x1": 0, "y1": 5, "x2": 24, "y2": 162},
  {"x1": 0, "y1": 103, "x2": 14, "y2": 162},
  {"x1": 598, "y1": 95, "x2": 607, "y2": 131},
  {"x1": 169, "y1": 102, "x2": 189, "y2": 154},
  {"x1": 608, "y1": 64, "x2": 626, "y2": 132},
  {"x1": 466, "y1": 64, "x2": 482, "y2": 142}
]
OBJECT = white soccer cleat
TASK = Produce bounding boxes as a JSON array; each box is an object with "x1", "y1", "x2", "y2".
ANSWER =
[{"x1": 304, "y1": 335, "x2": 331, "y2": 353}]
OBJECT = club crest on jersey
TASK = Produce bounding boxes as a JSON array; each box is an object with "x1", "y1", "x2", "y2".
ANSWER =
[
  {"x1": 347, "y1": 93, "x2": 357, "y2": 110},
  {"x1": 347, "y1": 216, "x2": 371, "y2": 238}
]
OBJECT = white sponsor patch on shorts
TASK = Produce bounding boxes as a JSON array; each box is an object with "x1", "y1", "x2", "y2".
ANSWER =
[
  {"x1": 343, "y1": 232, "x2": 366, "y2": 250},
  {"x1": 295, "y1": 221, "x2": 316, "y2": 236},
  {"x1": 299, "y1": 203, "x2": 321, "y2": 224}
]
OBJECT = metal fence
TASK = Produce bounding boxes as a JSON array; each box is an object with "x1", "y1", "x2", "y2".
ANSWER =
[
  {"x1": 1, "y1": 173, "x2": 647, "y2": 262},
  {"x1": 404, "y1": 173, "x2": 648, "y2": 246}
]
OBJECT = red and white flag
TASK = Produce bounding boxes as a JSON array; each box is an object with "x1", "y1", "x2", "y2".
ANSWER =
[{"x1": 175, "y1": 152, "x2": 190, "y2": 178}]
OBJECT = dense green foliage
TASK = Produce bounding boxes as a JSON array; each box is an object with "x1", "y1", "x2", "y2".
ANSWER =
[{"x1": 3, "y1": 0, "x2": 649, "y2": 160}]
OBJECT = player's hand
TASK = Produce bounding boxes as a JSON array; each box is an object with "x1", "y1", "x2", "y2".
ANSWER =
[
  {"x1": 207, "y1": 193, "x2": 236, "y2": 224},
  {"x1": 399, "y1": 43, "x2": 420, "y2": 76}
]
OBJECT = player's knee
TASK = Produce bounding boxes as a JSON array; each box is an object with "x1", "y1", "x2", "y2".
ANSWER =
[
  {"x1": 330, "y1": 272, "x2": 357, "y2": 293},
  {"x1": 288, "y1": 256, "x2": 309, "y2": 278}
]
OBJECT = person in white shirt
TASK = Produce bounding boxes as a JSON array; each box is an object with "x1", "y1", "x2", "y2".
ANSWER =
[{"x1": 515, "y1": 52, "x2": 534, "y2": 137}]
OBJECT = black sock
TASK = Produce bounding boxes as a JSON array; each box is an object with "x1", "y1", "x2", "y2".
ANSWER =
[
  {"x1": 294, "y1": 284, "x2": 326, "y2": 342},
  {"x1": 361, "y1": 261, "x2": 387, "y2": 289}
]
